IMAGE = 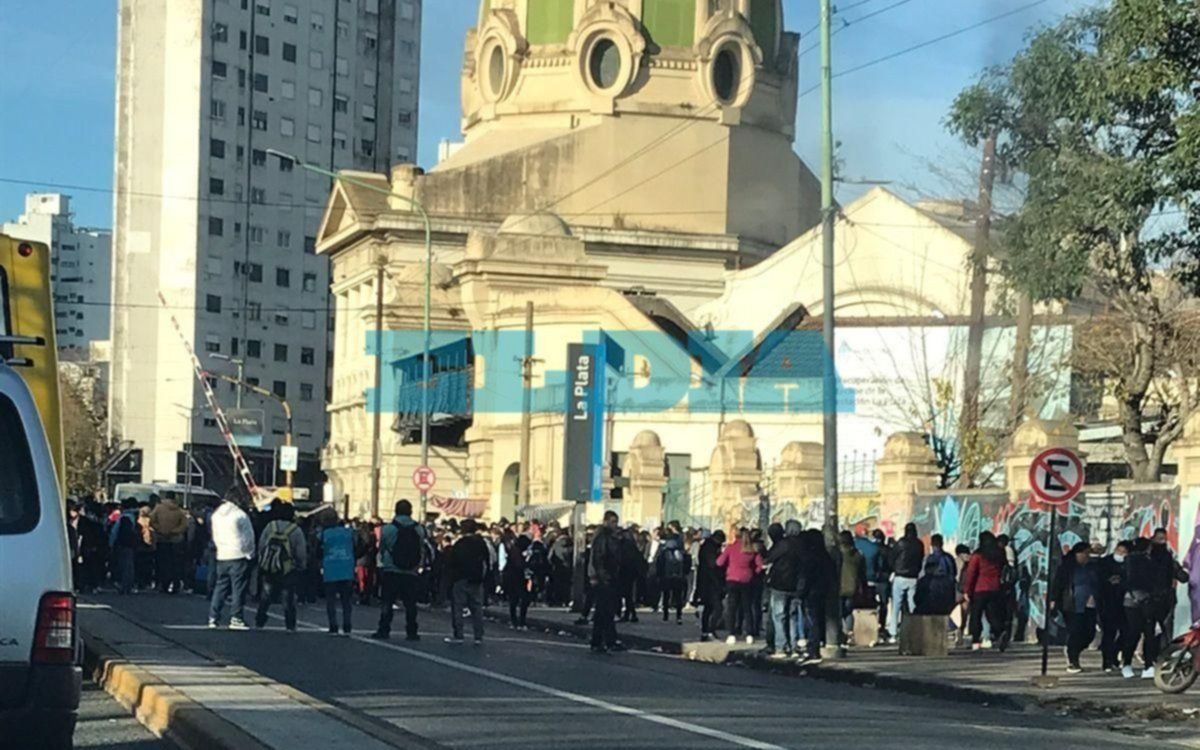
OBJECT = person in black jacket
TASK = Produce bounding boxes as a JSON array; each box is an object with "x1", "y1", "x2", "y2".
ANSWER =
[
  {"x1": 797, "y1": 529, "x2": 834, "y2": 663},
  {"x1": 887, "y1": 523, "x2": 924, "y2": 642},
  {"x1": 1051, "y1": 542, "x2": 1100, "y2": 673},
  {"x1": 1097, "y1": 540, "x2": 1129, "y2": 672},
  {"x1": 444, "y1": 519, "x2": 490, "y2": 644},
  {"x1": 504, "y1": 535, "x2": 533, "y2": 629},
  {"x1": 652, "y1": 528, "x2": 692, "y2": 624},
  {"x1": 589, "y1": 511, "x2": 625, "y2": 653},
  {"x1": 696, "y1": 530, "x2": 726, "y2": 641},
  {"x1": 617, "y1": 528, "x2": 647, "y2": 622},
  {"x1": 1122, "y1": 538, "x2": 1158, "y2": 679},
  {"x1": 765, "y1": 521, "x2": 803, "y2": 656},
  {"x1": 1149, "y1": 527, "x2": 1186, "y2": 645}
]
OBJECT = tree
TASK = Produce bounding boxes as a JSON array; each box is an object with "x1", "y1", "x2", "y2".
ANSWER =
[
  {"x1": 60, "y1": 367, "x2": 108, "y2": 496},
  {"x1": 948, "y1": 0, "x2": 1200, "y2": 481}
]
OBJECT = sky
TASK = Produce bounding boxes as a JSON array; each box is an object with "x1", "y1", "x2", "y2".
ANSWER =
[{"x1": 0, "y1": 0, "x2": 1093, "y2": 229}]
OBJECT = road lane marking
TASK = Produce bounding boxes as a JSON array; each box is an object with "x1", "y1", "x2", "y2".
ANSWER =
[{"x1": 283, "y1": 614, "x2": 787, "y2": 750}]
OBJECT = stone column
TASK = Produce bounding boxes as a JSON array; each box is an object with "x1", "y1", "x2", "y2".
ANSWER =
[
  {"x1": 875, "y1": 432, "x2": 940, "y2": 533},
  {"x1": 772, "y1": 441, "x2": 823, "y2": 522},
  {"x1": 1003, "y1": 418, "x2": 1080, "y2": 502},
  {"x1": 625, "y1": 431, "x2": 667, "y2": 526},
  {"x1": 709, "y1": 420, "x2": 761, "y2": 532}
]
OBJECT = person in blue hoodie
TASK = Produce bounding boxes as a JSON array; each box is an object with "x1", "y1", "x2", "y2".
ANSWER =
[
  {"x1": 653, "y1": 527, "x2": 692, "y2": 624},
  {"x1": 320, "y1": 515, "x2": 356, "y2": 635}
]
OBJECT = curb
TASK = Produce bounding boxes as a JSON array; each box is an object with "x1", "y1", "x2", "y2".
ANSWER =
[{"x1": 82, "y1": 630, "x2": 272, "y2": 750}]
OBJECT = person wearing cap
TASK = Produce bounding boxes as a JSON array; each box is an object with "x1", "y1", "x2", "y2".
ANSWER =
[
  {"x1": 444, "y1": 519, "x2": 490, "y2": 644},
  {"x1": 1051, "y1": 541, "x2": 1100, "y2": 674}
]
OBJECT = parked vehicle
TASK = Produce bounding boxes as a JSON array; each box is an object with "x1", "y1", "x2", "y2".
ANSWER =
[
  {"x1": 1155, "y1": 623, "x2": 1200, "y2": 695},
  {"x1": 0, "y1": 360, "x2": 80, "y2": 748},
  {"x1": 112, "y1": 481, "x2": 221, "y2": 512}
]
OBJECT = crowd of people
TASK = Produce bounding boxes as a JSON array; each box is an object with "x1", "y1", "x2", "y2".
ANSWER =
[{"x1": 67, "y1": 487, "x2": 1200, "y2": 677}]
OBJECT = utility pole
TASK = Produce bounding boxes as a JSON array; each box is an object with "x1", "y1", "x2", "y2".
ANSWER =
[
  {"x1": 958, "y1": 131, "x2": 996, "y2": 487},
  {"x1": 517, "y1": 301, "x2": 534, "y2": 508},
  {"x1": 209, "y1": 354, "x2": 245, "y2": 409},
  {"x1": 819, "y1": 0, "x2": 845, "y2": 658},
  {"x1": 370, "y1": 255, "x2": 386, "y2": 519}
]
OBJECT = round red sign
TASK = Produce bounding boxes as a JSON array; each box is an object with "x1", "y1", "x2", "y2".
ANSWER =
[{"x1": 1027, "y1": 447, "x2": 1084, "y2": 506}]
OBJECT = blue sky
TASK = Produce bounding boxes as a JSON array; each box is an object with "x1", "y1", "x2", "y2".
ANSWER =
[{"x1": 0, "y1": 0, "x2": 1089, "y2": 228}]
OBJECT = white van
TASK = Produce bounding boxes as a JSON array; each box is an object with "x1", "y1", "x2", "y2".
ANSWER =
[{"x1": 0, "y1": 362, "x2": 79, "y2": 748}]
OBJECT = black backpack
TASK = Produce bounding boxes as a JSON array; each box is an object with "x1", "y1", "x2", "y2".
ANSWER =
[
  {"x1": 663, "y1": 547, "x2": 686, "y2": 579},
  {"x1": 390, "y1": 522, "x2": 423, "y2": 571}
]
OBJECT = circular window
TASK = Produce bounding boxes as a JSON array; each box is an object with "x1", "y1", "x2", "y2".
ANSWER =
[
  {"x1": 486, "y1": 44, "x2": 506, "y2": 99},
  {"x1": 713, "y1": 47, "x2": 740, "y2": 103},
  {"x1": 588, "y1": 38, "x2": 622, "y2": 91}
]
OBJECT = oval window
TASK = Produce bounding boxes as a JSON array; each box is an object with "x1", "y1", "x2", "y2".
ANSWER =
[
  {"x1": 713, "y1": 47, "x2": 740, "y2": 103},
  {"x1": 487, "y1": 44, "x2": 506, "y2": 98},
  {"x1": 588, "y1": 38, "x2": 622, "y2": 91}
]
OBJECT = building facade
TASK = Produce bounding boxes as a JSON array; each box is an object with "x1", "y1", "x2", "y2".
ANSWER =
[
  {"x1": 2, "y1": 193, "x2": 112, "y2": 361},
  {"x1": 109, "y1": 0, "x2": 421, "y2": 490}
]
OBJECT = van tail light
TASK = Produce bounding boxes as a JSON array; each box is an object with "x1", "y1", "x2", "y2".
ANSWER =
[{"x1": 32, "y1": 593, "x2": 75, "y2": 665}]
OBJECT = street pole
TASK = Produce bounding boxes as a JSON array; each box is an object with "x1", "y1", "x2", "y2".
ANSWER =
[
  {"x1": 371, "y1": 256, "x2": 385, "y2": 519},
  {"x1": 1040, "y1": 505, "x2": 1058, "y2": 678},
  {"x1": 518, "y1": 301, "x2": 534, "y2": 509},
  {"x1": 209, "y1": 354, "x2": 245, "y2": 409},
  {"x1": 267, "y1": 150, "x2": 434, "y2": 518},
  {"x1": 959, "y1": 132, "x2": 996, "y2": 487},
  {"x1": 819, "y1": 0, "x2": 845, "y2": 658}
]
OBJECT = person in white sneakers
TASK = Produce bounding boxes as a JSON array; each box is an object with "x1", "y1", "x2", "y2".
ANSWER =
[{"x1": 208, "y1": 488, "x2": 256, "y2": 630}]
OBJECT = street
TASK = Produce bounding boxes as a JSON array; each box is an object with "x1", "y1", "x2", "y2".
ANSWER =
[
  {"x1": 74, "y1": 681, "x2": 168, "y2": 750},
  {"x1": 79, "y1": 593, "x2": 1167, "y2": 750}
]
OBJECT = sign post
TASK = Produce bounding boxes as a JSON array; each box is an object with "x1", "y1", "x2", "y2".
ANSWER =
[{"x1": 1027, "y1": 446, "x2": 1084, "y2": 687}]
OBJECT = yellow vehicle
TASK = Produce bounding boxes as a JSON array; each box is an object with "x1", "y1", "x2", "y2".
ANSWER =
[{"x1": 0, "y1": 233, "x2": 65, "y2": 491}]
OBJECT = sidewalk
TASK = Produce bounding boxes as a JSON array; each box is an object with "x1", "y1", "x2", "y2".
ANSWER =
[
  {"x1": 503, "y1": 605, "x2": 1200, "y2": 726},
  {"x1": 79, "y1": 601, "x2": 406, "y2": 750}
]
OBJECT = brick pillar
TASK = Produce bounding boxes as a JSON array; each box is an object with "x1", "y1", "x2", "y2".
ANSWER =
[
  {"x1": 875, "y1": 432, "x2": 940, "y2": 534},
  {"x1": 709, "y1": 420, "x2": 761, "y2": 533},
  {"x1": 1004, "y1": 418, "x2": 1080, "y2": 502},
  {"x1": 773, "y1": 441, "x2": 823, "y2": 523},
  {"x1": 625, "y1": 431, "x2": 667, "y2": 526}
]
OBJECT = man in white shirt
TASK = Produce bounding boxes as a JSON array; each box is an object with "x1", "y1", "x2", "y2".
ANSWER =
[{"x1": 208, "y1": 488, "x2": 256, "y2": 630}]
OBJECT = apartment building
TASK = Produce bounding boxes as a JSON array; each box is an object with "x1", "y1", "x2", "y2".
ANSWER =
[{"x1": 110, "y1": 0, "x2": 420, "y2": 490}]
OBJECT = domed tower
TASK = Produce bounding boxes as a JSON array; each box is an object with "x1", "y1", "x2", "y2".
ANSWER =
[{"x1": 419, "y1": 0, "x2": 820, "y2": 253}]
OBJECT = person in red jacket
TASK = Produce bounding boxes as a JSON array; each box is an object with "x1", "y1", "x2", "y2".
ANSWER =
[
  {"x1": 717, "y1": 528, "x2": 764, "y2": 644},
  {"x1": 963, "y1": 531, "x2": 1011, "y2": 651}
]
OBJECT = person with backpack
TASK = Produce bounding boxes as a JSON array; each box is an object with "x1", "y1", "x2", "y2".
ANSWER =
[
  {"x1": 525, "y1": 532, "x2": 552, "y2": 604},
  {"x1": 254, "y1": 503, "x2": 308, "y2": 632},
  {"x1": 208, "y1": 489, "x2": 256, "y2": 630},
  {"x1": 963, "y1": 531, "x2": 1010, "y2": 651},
  {"x1": 652, "y1": 526, "x2": 691, "y2": 624},
  {"x1": 108, "y1": 498, "x2": 140, "y2": 595},
  {"x1": 371, "y1": 499, "x2": 429, "y2": 641},
  {"x1": 320, "y1": 515, "x2": 356, "y2": 636},
  {"x1": 915, "y1": 534, "x2": 958, "y2": 617},
  {"x1": 444, "y1": 519, "x2": 491, "y2": 644}
]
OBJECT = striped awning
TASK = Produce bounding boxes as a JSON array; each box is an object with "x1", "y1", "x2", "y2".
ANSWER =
[{"x1": 428, "y1": 495, "x2": 488, "y2": 518}]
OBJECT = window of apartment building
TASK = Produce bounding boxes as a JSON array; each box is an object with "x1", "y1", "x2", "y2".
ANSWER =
[
  {"x1": 359, "y1": 138, "x2": 375, "y2": 157},
  {"x1": 396, "y1": 147, "x2": 411, "y2": 162},
  {"x1": 302, "y1": 310, "x2": 316, "y2": 329},
  {"x1": 208, "y1": 217, "x2": 225, "y2": 236},
  {"x1": 237, "y1": 106, "x2": 246, "y2": 125},
  {"x1": 283, "y1": 42, "x2": 296, "y2": 62},
  {"x1": 307, "y1": 124, "x2": 322, "y2": 143},
  {"x1": 364, "y1": 0, "x2": 380, "y2": 13},
  {"x1": 300, "y1": 383, "x2": 314, "y2": 402},
  {"x1": 247, "y1": 376, "x2": 260, "y2": 388},
  {"x1": 277, "y1": 230, "x2": 291, "y2": 247},
  {"x1": 364, "y1": 31, "x2": 378, "y2": 50},
  {"x1": 231, "y1": 338, "x2": 240, "y2": 356},
  {"x1": 399, "y1": 76, "x2": 413, "y2": 94},
  {"x1": 255, "y1": 35, "x2": 270, "y2": 55},
  {"x1": 212, "y1": 23, "x2": 228, "y2": 43},
  {"x1": 252, "y1": 109, "x2": 268, "y2": 130},
  {"x1": 283, "y1": 4, "x2": 298, "y2": 22},
  {"x1": 311, "y1": 12, "x2": 324, "y2": 31},
  {"x1": 397, "y1": 109, "x2": 412, "y2": 126},
  {"x1": 333, "y1": 94, "x2": 348, "y2": 113},
  {"x1": 279, "y1": 158, "x2": 293, "y2": 173},
  {"x1": 302, "y1": 272, "x2": 317, "y2": 292},
  {"x1": 249, "y1": 225, "x2": 265, "y2": 244},
  {"x1": 274, "y1": 311, "x2": 290, "y2": 326},
  {"x1": 250, "y1": 187, "x2": 266, "y2": 204},
  {"x1": 252, "y1": 148, "x2": 266, "y2": 166},
  {"x1": 212, "y1": 60, "x2": 227, "y2": 79},
  {"x1": 276, "y1": 267, "x2": 291, "y2": 287},
  {"x1": 400, "y1": 1, "x2": 415, "y2": 21},
  {"x1": 310, "y1": 50, "x2": 323, "y2": 69},
  {"x1": 205, "y1": 295, "x2": 222, "y2": 314},
  {"x1": 300, "y1": 346, "x2": 315, "y2": 365},
  {"x1": 400, "y1": 40, "x2": 415, "y2": 59},
  {"x1": 363, "y1": 69, "x2": 376, "y2": 87},
  {"x1": 361, "y1": 104, "x2": 376, "y2": 122},
  {"x1": 205, "y1": 257, "x2": 223, "y2": 276},
  {"x1": 281, "y1": 117, "x2": 295, "y2": 136},
  {"x1": 240, "y1": 30, "x2": 248, "y2": 50},
  {"x1": 253, "y1": 73, "x2": 269, "y2": 93},
  {"x1": 336, "y1": 57, "x2": 348, "y2": 76},
  {"x1": 209, "y1": 177, "x2": 225, "y2": 196},
  {"x1": 332, "y1": 130, "x2": 347, "y2": 149},
  {"x1": 308, "y1": 87, "x2": 322, "y2": 107},
  {"x1": 238, "y1": 67, "x2": 246, "y2": 88},
  {"x1": 281, "y1": 80, "x2": 295, "y2": 99},
  {"x1": 280, "y1": 191, "x2": 294, "y2": 210},
  {"x1": 205, "y1": 335, "x2": 221, "y2": 353},
  {"x1": 234, "y1": 221, "x2": 242, "y2": 235},
  {"x1": 210, "y1": 138, "x2": 226, "y2": 158},
  {"x1": 273, "y1": 381, "x2": 287, "y2": 398},
  {"x1": 246, "y1": 339, "x2": 262, "y2": 358},
  {"x1": 336, "y1": 20, "x2": 349, "y2": 38},
  {"x1": 274, "y1": 343, "x2": 288, "y2": 362},
  {"x1": 211, "y1": 99, "x2": 226, "y2": 120},
  {"x1": 247, "y1": 302, "x2": 262, "y2": 321},
  {"x1": 248, "y1": 262, "x2": 263, "y2": 282},
  {"x1": 255, "y1": 0, "x2": 270, "y2": 16},
  {"x1": 236, "y1": 145, "x2": 245, "y2": 162}
]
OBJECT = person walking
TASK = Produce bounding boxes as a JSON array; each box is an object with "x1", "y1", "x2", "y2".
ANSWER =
[
  {"x1": 963, "y1": 531, "x2": 1010, "y2": 651},
  {"x1": 149, "y1": 495, "x2": 188, "y2": 593},
  {"x1": 1122, "y1": 537, "x2": 1159, "y2": 679},
  {"x1": 208, "y1": 490, "x2": 255, "y2": 630},
  {"x1": 717, "y1": 528, "x2": 764, "y2": 645},
  {"x1": 887, "y1": 523, "x2": 924, "y2": 642},
  {"x1": 652, "y1": 526, "x2": 691, "y2": 624},
  {"x1": 797, "y1": 529, "x2": 835, "y2": 663},
  {"x1": 837, "y1": 530, "x2": 867, "y2": 640},
  {"x1": 589, "y1": 511, "x2": 625, "y2": 654},
  {"x1": 370, "y1": 500, "x2": 429, "y2": 641},
  {"x1": 1098, "y1": 540, "x2": 1129, "y2": 672},
  {"x1": 1051, "y1": 541, "x2": 1099, "y2": 673},
  {"x1": 445, "y1": 519, "x2": 490, "y2": 645},
  {"x1": 254, "y1": 503, "x2": 307, "y2": 632},
  {"x1": 697, "y1": 530, "x2": 726, "y2": 641},
  {"x1": 764, "y1": 521, "x2": 802, "y2": 657},
  {"x1": 320, "y1": 515, "x2": 356, "y2": 635}
]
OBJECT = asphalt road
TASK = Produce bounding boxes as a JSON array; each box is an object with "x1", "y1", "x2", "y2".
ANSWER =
[
  {"x1": 86, "y1": 592, "x2": 1163, "y2": 750},
  {"x1": 74, "y1": 681, "x2": 170, "y2": 750}
]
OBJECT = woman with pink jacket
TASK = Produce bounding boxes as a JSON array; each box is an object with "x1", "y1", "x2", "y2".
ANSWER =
[{"x1": 717, "y1": 528, "x2": 764, "y2": 644}]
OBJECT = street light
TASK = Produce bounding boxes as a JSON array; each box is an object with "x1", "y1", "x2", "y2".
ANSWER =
[
  {"x1": 267, "y1": 149, "x2": 433, "y2": 518},
  {"x1": 208, "y1": 353, "x2": 246, "y2": 408}
]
